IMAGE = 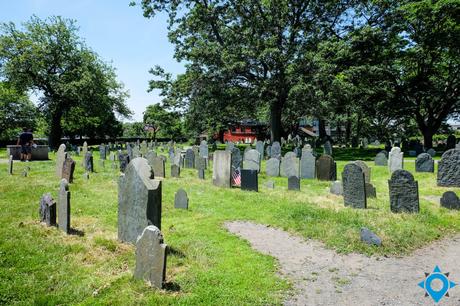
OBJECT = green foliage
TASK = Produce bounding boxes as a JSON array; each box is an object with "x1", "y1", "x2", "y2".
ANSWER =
[
  {"x1": 122, "y1": 122, "x2": 146, "y2": 138},
  {"x1": 143, "y1": 103, "x2": 185, "y2": 140},
  {"x1": 0, "y1": 16, "x2": 131, "y2": 147}
]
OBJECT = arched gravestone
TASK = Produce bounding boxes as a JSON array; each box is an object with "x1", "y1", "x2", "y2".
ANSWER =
[
  {"x1": 243, "y1": 149, "x2": 261, "y2": 172},
  {"x1": 212, "y1": 150, "x2": 232, "y2": 188},
  {"x1": 280, "y1": 155, "x2": 299, "y2": 177},
  {"x1": 199, "y1": 140, "x2": 208, "y2": 160},
  {"x1": 440, "y1": 191, "x2": 460, "y2": 210},
  {"x1": 388, "y1": 147, "x2": 404, "y2": 173},
  {"x1": 374, "y1": 151, "x2": 388, "y2": 166},
  {"x1": 118, "y1": 157, "x2": 162, "y2": 244},
  {"x1": 151, "y1": 157, "x2": 165, "y2": 178},
  {"x1": 271, "y1": 141, "x2": 282, "y2": 159},
  {"x1": 266, "y1": 158, "x2": 280, "y2": 177},
  {"x1": 288, "y1": 176, "x2": 300, "y2": 191},
  {"x1": 184, "y1": 149, "x2": 195, "y2": 168},
  {"x1": 55, "y1": 144, "x2": 67, "y2": 177},
  {"x1": 437, "y1": 149, "x2": 460, "y2": 187},
  {"x1": 300, "y1": 151, "x2": 315, "y2": 179},
  {"x1": 415, "y1": 153, "x2": 434, "y2": 172},
  {"x1": 174, "y1": 189, "x2": 188, "y2": 209},
  {"x1": 388, "y1": 170, "x2": 419, "y2": 213},
  {"x1": 256, "y1": 141, "x2": 264, "y2": 160},
  {"x1": 171, "y1": 164, "x2": 180, "y2": 178},
  {"x1": 354, "y1": 160, "x2": 371, "y2": 183},
  {"x1": 316, "y1": 155, "x2": 337, "y2": 181},
  {"x1": 342, "y1": 163, "x2": 367, "y2": 209},
  {"x1": 426, "y1": 148, "x2": 436, "y2": 157}
]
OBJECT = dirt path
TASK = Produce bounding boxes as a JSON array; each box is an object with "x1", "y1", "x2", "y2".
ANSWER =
[{"x1": 225, "y1": 221, "x2": 460, "y2": 306}]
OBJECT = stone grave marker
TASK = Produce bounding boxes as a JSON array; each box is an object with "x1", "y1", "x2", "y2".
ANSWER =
[
  {"x1": 241, "y1": 169, "x2": 258, "y2": 192},
  {"x1": 243, "y1": 149, "x2": 261, "y2": 172},
  {"x1": 440, "y1": 191, "x2": 459, "y2": 210},
  {"x1": 316, "y1": 155, "x2": 336, "y2": 181},
  {"x1": 196, "y1": 156, "x2": 207, "y2": 171},
  {"x1": 342, "y1": 163, "x2": 367, "y2": 209},
  {"x1": 99, "y1": 144, "x2": 106, "y2": 160},
  {"x1": 266, "y1": 158, "x2": 280, "y2": 177},
  {"x1": 300, "y1": 151, "x2": 315, "y2": 179},
  {"x1": 388, "y1": 147, "x2": 404, "y2": 173},
  {"x1": 127, "y1": 143, "x2": 133, "y2": 160},
  {"x1": 330, "y1": 181, "x2": 343, "y2": 196},
  {"x1": 388, "y1": 170, "x2": 419, "y2": 213},
  {"x1": 271, "y1": 141, "x2": 281, "y2": 159},
  {"x1": 374, "y1": 151, "x2": 388, "y2": 166},
  {"x1": 256, "y1": 141, "x2": 264, "y2": 160},
  {"x1": 366, "y1": 183, "x2": 377, "y2": 198},
  {"x1": 58, "y1": 179, "x2": 71, "y2": 233},
  {"x1": 415, "y1": 153, "x2": 434, "y2": 172},
  {"x1": 184, "y1": 149, "x2": 195, "y2": 168},
  {"x1": 62, "y1": 157, "x2": 76, "y2": 183},
  {"x1": 231, "y1": 147, "x2": 242, "y2": 178},
  {"x1": 226, "y1": 141, "x2": 235, "y2": 152},
  {"x1": 152, "y1": 157, "x2": 165, "y2": 178},
  {"x1": 288, "y1": 176, "x2": 300, "y2": 191},
  {"x1": 174, "y1": 189, "x2": 189, "y2": 209},
  {"x1": 8, "y1": 155, "x2": 13, "y2": 175},
  {"x1": 134, "y1": 225, "x2": 167, "y2": 289},
  {"x1": 281, "y1": 155, "x2": 299, "y2": 178},
  {"x1": 118, "y1": 158, "x2": 162, "y2": 244},
  {"x1": 265, "y1": 146, "x2": 271, "y2": 159},
  {"x1": 198, "y1": 168, "x2": 205, "y2": 180},
  {"x1": 22, "y1": 166, "x2": 30, "y2": 177},
  {"x1": 39, "y1": 193, "x2": 56, "y2": 226},
  {"x1": 119, "y1": 152, "x2": 130, "y2": 173},
  {"x1": 171, "y1": 164, "x2": 180, "y2": 178},
  {"x1": 437, "y1": 149, "x2": 460, "y2": 187},
  {"x1": 85, "y1": 152, "x2": 94, "y2": 172},
  {"x1": 81, "y1": 142, "x2": 88, "y2": 167},
  {"x1": 354, "y1": 160, "x2": 371, "y2": 183},
  {"x1": 427, "y1": 148, "x2": 436, "y2": 157},
  {"x1": 212, "y1": 150, "x2": 232, "y2": 188},
  {"x1": 55, "y1": 144, "x2": 67, "y2": 177}
]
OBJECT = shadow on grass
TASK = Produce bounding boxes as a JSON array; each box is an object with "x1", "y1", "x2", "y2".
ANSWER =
[
  {"x1": 168, "y1": 246, "x2": 186, "y2": 258},
  {"x1": 68, "y1": 227, "x2": 85, "y2": 237},
  {"x1": 164, "y1": 281, "x2": 181, "y2": 292}
]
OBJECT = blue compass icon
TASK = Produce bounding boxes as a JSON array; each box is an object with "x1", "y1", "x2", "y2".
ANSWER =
[{"x1": 418, "y1": 266, "x2": 457, "y2": 303}]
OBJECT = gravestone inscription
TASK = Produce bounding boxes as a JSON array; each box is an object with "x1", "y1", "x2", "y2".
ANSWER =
[{"x1": 388, "y1": 170, "x2": 419, "y2": 213}]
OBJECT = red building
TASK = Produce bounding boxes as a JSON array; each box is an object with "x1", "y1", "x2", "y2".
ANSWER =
[{"x1": 222, "y1": 119, "x2": 267, "y2": 143}]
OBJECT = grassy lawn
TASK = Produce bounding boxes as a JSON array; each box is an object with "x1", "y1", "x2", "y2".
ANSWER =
[{"x1": 0, "y1": 147, "x2": 459, "y2": 305}]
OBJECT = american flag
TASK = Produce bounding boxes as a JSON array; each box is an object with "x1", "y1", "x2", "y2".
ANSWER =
[{"x1": 232, "y1": 167, "x2": 241, "y2": 187}]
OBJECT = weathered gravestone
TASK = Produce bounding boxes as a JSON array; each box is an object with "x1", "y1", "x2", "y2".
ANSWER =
[
  {"x1": 55, "y1": 144, "x2": 67, "y2": 177},
  {"x1": 134, "y1": 225, "x2": 167, "y2": 289},
  {"x1": 81, "y1": 142, "x2": 88, "y2": 167},
  {"x1": 300, "y1": 151, "x2": 315, "y2": 179},
  {"x1": 281, "y1": 155, "x2": 299, "y2": 178},
  {"x1": 388, "y1": 170, "x2": 419, "y2": 213},
  {"x1": 342, "y1": 163, "x2": 367, "y2": 209},
  {"x1": 354, "y1": 161, "x2": 371, "y2": 183},
  {"x1": 243, "y1": 149, "x2": 261, "y2": 172},
  {"x1": 196, "y1": 156, "x2": 207, "y2": 171},
  {"x1": 198, "y1": 168, "x2": 205, "y2": 179},
  {"x1": 426, "y1": 148, "x2": 436, "y2": 157},
  {"x1": 174, "y1": 189, "x2": 188, "y2": 209},
  {"x1": 151, "y1": 157, "x2": 165, "y2": 178},
  {"x1": 118, "y1": 153, "x2": 130, "y2": 173},
  {"x1": 447, "y1": 135, "x2": 457, "y2": 150},
  {"x1": 118, "y1": 158, "x2": 162, "y2": 244},
  {"x1": 172, "y1": 150, "x2": 182, "y2": 167},
  {"x1": 184, "y1": 149, "x2": 195, "y2": 168},
  {"x1": 8, "y1": 155, "x2": 13, "y2": 175},
  {"x1": 226, "y1": 141, "x2": 235, "y2": 152},
  {"x1": 388, "y1": 147, "x2": 404, "y2": 173},
  {"x1": 440, "y1": 191, "x2": 460, "y2": 210},
  {"x1": 271, "y1": 141, "x2": 281, "y2": 159},
  {"x1": 256, "y1": 141, "x2": 264, "y2": 160},
  {"x1": 171, "y1": 164, "x2": 180, "y2": 178},
  {"x1": 288, "y1": 176, "x2": 300, "y2": 191},
  {"x1": 99, "y1": 144, "x2": 106, "y2": 160},
  {"x1": 241, "y1": 169, "x2": 258, "y2": 192},
  {"x1": 85, "y1": 152, "x2": 94, "y2": 172},
  {"x1": 374, "y1": 151, "x2": 388, "y2": 166},
  {"x1": 231, "y1": 147, "x2": 242, "y2": 176},
  {"x1": 415, "y1": 153, "x2": 434, "y2": 172},
  {"x1": 266, "y1": 158, "x2": 280, "y2": 177},
  {"x1": 199, "y1": 140, "x2": 208, "y2": 160},
  {"x1": 58, "y1": 179, "x2": 71, "y2": 233},
  {"x1": 437, "y1": 149, "x2": 460, "y2": 187},
  {"x1": 330, "y1": 181, "x2": 343, "y2": 196},
  {"x1": 62, "y1": 157, "x2": 76, "y2": 183},
  {"x1": 265, "y1": 146, "x2": 271, "y2": 159},
  {"x1": 316, "y1": 155, "x2": 337, "y2": 181},
  {"x1": 39, "y1": 193, "x2": 56, "y2": 226},
  {"x1": 212, "y1": 151, "x2": 232, "y2": 188}
]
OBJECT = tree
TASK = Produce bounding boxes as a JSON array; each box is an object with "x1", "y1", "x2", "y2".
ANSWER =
[
  {"x1": 143, "y1": 103, "x2": 184, "y2": 141},
  {"x1": 0, "y1": 16, "x2": 131, "y2": 148},
  {"x1": 137, "y1": 0, "x2": 354, "y2": 142},
  {"x1": 0, "y1": 82, "x2": 36, "y2": 140}
]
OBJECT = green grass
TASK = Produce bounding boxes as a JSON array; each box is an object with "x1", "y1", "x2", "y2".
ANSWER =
[{"x1": 0, "y1": 147, "x2": 459, "y2": 305}]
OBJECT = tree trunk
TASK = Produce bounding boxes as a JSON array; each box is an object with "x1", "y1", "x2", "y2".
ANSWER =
[
  {"x1": 48, "y1": 111, "x2": 63, "y2": 150},
  {"x1": 318, "y1": 119, "x2": 327, "y2": 140},
  {"x1": 270, "y1": 101, "x2": 283, "y2": 143},
  {"x1": 345, "y1": 112, "x2": 351, "y2": 146},
  {"x1": 422, "y1": 129, "x2": 434, "y2": 149}
]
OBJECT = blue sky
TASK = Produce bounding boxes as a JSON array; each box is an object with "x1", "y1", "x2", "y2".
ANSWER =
[{"x1": 0, "y1": 0, "x2": 185, "y2": 121}]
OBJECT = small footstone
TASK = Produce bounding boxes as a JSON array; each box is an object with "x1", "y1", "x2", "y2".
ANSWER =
[
  {"x1": 39, "y1": 193, "x2": 56, "y2": 226},
  {"x1": 330, "y1": 181, "x2": 343, "y2": 195},
  {"x1": 174, "y1": 189, "x2": 188, "y2": 209},
  {"x1": 360, "y1": 227, "x2": 382, "y2": 246},
  {"x1": 440, "y1": 191, "x2": 460, "y2": 210},
  {"x1": 288, "y1": 176, "x2": 300, "y2": 191},
  {"x1": 198, "y1": 169, "x2": 205, "y2": 180},
  {"x1": 265, "y1": 181, "x2": 275, "y2": 189},
  {"x1": 134, "y1": 225, "x2": 167, "y2": 289}
]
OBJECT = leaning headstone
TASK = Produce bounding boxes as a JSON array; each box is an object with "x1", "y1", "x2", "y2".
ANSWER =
[
  {"x1": 134, "y1": 225, "x2": 167, "y2": 289},
  {"x1": 342, "y1": 163, "x2": 367, "y2": 209},
  {"x1": 174, "y1": 189, "x2": 189, "y2": 209},
  {"x1": 440, "y1": 191, "x2": 460, "y2": 210},
  {"x1": 388, "y1": 147, "x2": 404, "y2": 173},
  {"x1": 55, "y1": 144, "x2": 67, "y2": 177},
  {"x1": 374, "y1": 151, "x2": 388, "y2": 166},
  {"x1": 8, "y1": 155, "x2": 13, "y2": 175},
  {"x1": 354, "y1": 161, "x2": 371, "y2": 184},
  {"x1": 241, "y1": 169, "x2": 258, "y2": 192},
  {"x1": 300, "y1": 152, "x2": 315, "y2": 179},
  {"x1": 184, "y1": 149, "x2": 195, "y2": 168},
  {"x1": 388, "y1": 170, "x2": 419, "y2": 213},
  {"x1": 360, "y1": 228, "x2": 382, "y2": 246},
  {"x1": 330, "y1": 181, "x2": 343, "y2": 196},
  {"x1": 426, "y1": 148, "x2": 436, "y2": 157},
  {"x1": 118, "y1": 158, "x2": 162, "y2": 244},
  {"x1": 437, "y1": 149, "x2": 460, "y2": 187},
  {"x1": 280, "y1": 155, "x2": 299, "y2": 177},
  {"x1": 61, "y1": 157, "x2": 76, "y2": 183},
  {"x1": 265, "y1": 181, "x2": 275, "y2": 189},
  {"x1": 212, "y1": 151, "x2": 232, "y2": 188},
  {"x1": 266, "y1": 158, "x2": 280, "y2": 177},
  {"x1": 415, "y1": 153, "x2": 434, "y2": 172},
  {"x1": 58, "y1": 179, "x2": 71, "y2": 234},
  {"x1": 85, "y1": 152, "x2": 94, "y2": 172},
  {"x1": 39, "y1": 193, "x2": 56, "y2": 226},
  {"x1": 256, "y1": 141, "x2": 264, "y2": 160},
  {"x1": 446, "y1": 135, "x2": 457, "y2": 150},
  {"x1": 288, "y1": 176, "x2": 300, "y2": 191},
  {"x1": 316, "y1": 155, "x2": 337, "y2": 181},
  {"x1": 243, "y1": 149, "x2": 261, "y2": 172},
  {"x1": 81, "y1": 142, "x2": 88, "y2": 167},
  {"x1": 152, "y1": 157, "x2": 165, "y2": 178},
  {"x1": 171, "y1": 164, "x2": 180, "y2": 178},
  {"x1": 271, "y1": 141, "x2": 281, "y2": 159}
]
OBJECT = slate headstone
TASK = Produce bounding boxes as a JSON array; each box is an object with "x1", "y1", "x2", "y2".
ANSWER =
[
  {"x1": 39, "y1": 193, "x2": 56, "y2": 226},
  {"x1": 118, "y1": 158, "x2": 162, "y2": 244},
  {"x1": 440, "y1": 191, "x2": 460, "y2": 210},
  {"x1": 354, "y1": 160, "x2": 371, "y2": 184},
  {"x1": 212, "y1": 150, "x2": 232, "y2": 188},
  {"x1": 415, "y1": 153, "x2": 434, "y2": 172},
  {"x1": 174, "y1": 189, "x2": 189, "y2": 209},
  {"x1": 388, "y1": 147, "x2": 404, "y2": 173},
  {"x1": 58, "y1": 179, "x2": 71, "y2": 233},
  {"x1": 119, "y1": 153, "x2": 130, "y2": 173},
  {"x1": 99, "y1": 144, "x2": 106, "y2": 160},
  {"x1": 241, "y1": 169, "x2": 258, "y2": 192},
  {"x1": 85, "y1": 152, "x2": 94, "y2": 173},
  {"x1": 271, "y1": 141, "x2": 281, "y2": 159},
  {"x1": 281, "y1": 155, "x2": 299, "y2": 178},
  {"x1": 342, "y1": 163, "x2": 367, "y2": 209},
  {"x1": 426, "y1": 148, "x2": 436, "y2": 157},
  {"x1": 288, "y1": 176, "x2": 300, "y2": 191},
  {"x1": 134, "y1": 225, "x2": 167, "y2": 289},
  {"x1": 300, "y1": 151, "x2": 315, "y2": 179},
  {"x1": 152, "y1": 157, "x2": 165, "y2": 178},
  {"x1": 316, "y1": 155, "x2": 337, "y2": 181},
  {"x1": 256, "y1": 141, "x2": 264, "y2": 160},
  {"x1": 388, "y1": 170, "x2": 419, "y2": 213},
  {"x1": 132, "y1": 145, "x2": 141, "y2": 158},
  {"x1": 185, "y1": 149, "x2": 195, "y2": 168},
  {"x1": 323, "y1": 141, "x2": 332, "y2": 156},
  {"x1": 62, "y1": 157, "x2": 76, "y2": 183},
  {"x1": 266, "y1": 158, "x2": 280, "y2": 177},
  {"x1": 437, "y1": 149, "x2": 460, "y2": 187},
  {"x1": 446, "y1": 135, "x2": 457, "y2": 150},
  {"x1": 55, "y1": 144, "x2": 67, "y2": 177},
  {"x1": 243, "y1": 149, "x2": 261, "y2": 172},
  {"x1": 231, "y1": 147, "x2": 242, "y2": 175},
  {"x1": 374, "y1": 151, "x2": 388, "y2": 166},
  {"x1": 171, "y1": 164, "x2": 180, "y2": 178},
  {"x1": 226, "y1": 141, "x2": 235, "y2": 152}
]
